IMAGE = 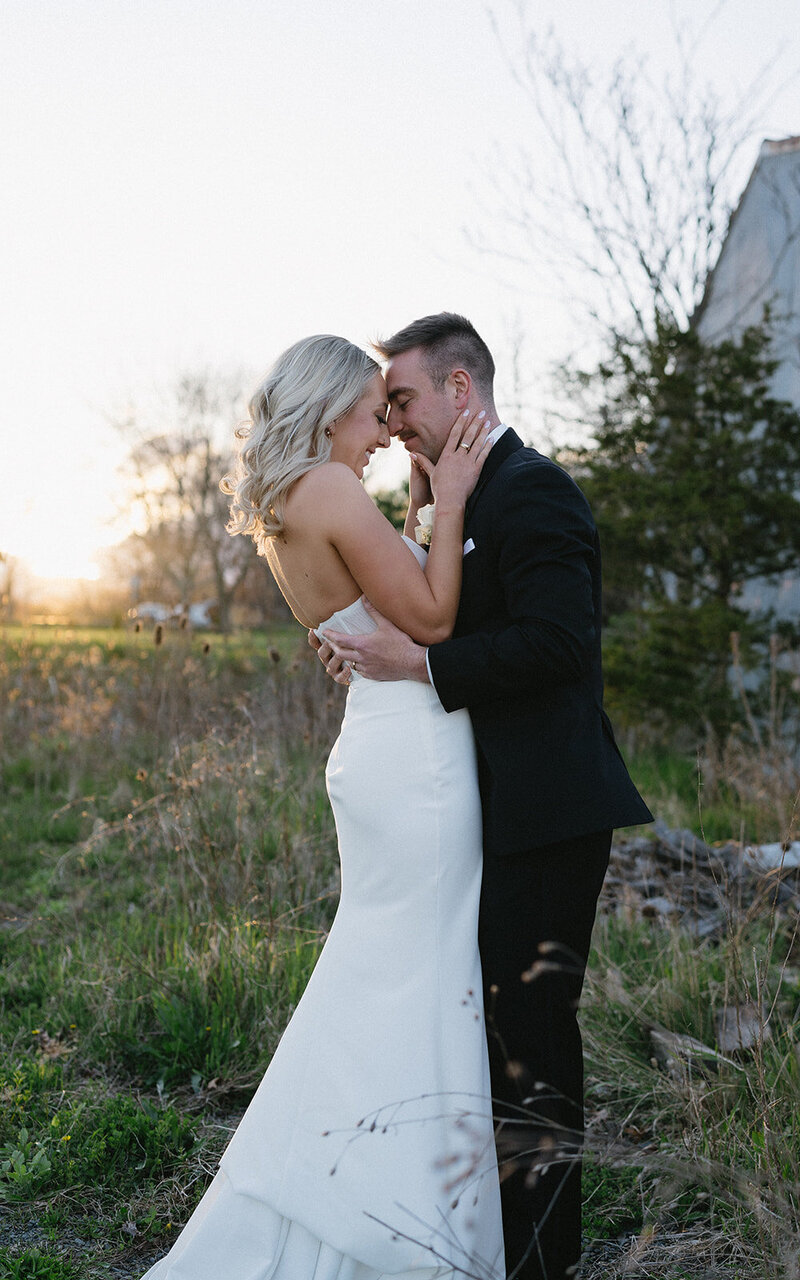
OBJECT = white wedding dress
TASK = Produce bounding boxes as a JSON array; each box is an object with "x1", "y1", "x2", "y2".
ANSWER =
[{"x1": 142, "y1": 539, "x2": 504, "y2": 1280}]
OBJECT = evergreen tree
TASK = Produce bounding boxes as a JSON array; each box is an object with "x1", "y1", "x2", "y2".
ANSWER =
[{"x1": 565, "y1": 315, "x2": 800, "y2": 736}]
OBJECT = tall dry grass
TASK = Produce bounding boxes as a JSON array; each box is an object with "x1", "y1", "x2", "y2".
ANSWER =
[
  {"x1": 2, "y1": 624, "x2": 800, "y2": 1278},
  {"x1": 578, "y1": 644, "x2": 800, "y2": 1280}
]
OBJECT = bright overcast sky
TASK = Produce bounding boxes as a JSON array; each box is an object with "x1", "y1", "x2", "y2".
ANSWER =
[{"x1": 1, "y1": 0, "x2": 798, "y2": 581}]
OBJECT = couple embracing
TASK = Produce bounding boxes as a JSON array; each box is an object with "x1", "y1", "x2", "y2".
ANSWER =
[{"x1": 142, "y1": 313, "x2": 652, "y2": 1280}]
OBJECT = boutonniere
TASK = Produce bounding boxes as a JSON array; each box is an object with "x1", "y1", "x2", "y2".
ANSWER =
[{"x1": 414, "y1": 503, "x2": 435, "y2": 547}]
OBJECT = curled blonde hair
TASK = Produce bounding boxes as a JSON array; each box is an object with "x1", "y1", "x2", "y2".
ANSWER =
[{"x1": 221, "y1": 335, "x2": 380, "y2": 549}]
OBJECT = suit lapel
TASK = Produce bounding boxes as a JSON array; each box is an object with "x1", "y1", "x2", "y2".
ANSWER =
[{"x1": 465, "y1": 428, "x2": 525, "y2": 525}]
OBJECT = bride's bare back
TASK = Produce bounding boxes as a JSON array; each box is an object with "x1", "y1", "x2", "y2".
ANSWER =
[
  {"x1": 265, "y1": 464, "x2": 407, "y2": 628},
  {"x1": 265, "y1": 462, "x2": 435, "y2": 634}
]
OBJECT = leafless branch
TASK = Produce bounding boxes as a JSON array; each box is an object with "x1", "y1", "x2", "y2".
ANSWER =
[{"x1": 477, "y1": 2, "x2": 794, "y2": 347}]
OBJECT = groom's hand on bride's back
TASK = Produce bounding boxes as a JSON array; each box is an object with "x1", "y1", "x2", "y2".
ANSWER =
[{"x1": 309, "y1": 601, "x2": 430, "y2": 684}]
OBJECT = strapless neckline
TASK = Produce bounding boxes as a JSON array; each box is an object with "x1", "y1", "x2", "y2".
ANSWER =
[{"x1": 314, "y1": 596, "x2": 375, "y2": 641}]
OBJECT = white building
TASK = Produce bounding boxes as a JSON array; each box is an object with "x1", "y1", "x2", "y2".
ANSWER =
[{"x1": 695, "y1": 136, "x2": 800, "y2": 622}]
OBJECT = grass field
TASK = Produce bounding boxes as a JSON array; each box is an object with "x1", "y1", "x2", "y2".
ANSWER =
[{"x1": 1, "y1": 625, "x2": 798, "y2": 1279}]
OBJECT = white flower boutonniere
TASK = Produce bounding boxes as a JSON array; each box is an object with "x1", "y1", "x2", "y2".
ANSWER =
[{"x1": 414, "y1": 503, "x2": 435, "y2": 547}]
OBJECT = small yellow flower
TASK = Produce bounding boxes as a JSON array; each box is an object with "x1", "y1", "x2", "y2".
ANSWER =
[
  {"x1": 61, "y1": 1134, "x2": 71, "y2": 1142},
  {"x1": 31, "y1": 1028, "x2": 41, "y2": 1035}
]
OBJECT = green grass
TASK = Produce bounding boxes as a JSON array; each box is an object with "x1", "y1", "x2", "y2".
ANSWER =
[
  {"x1": 0, "y1": 623, "x2": 342, "y2": 1273},
  {"x1": 0, "y1": 1250, "x2": 84, "y2": 1279},
  {"x1": 624, "y1": 745, "x2": 793, "y2": 844},
  {"x1": 1, "y1": 624, "x2": 798, "y2": 1278},
  {"x1": 0, "y1": 1060, "x2": 198, "y2": 1200},
  {"x1": 581, "y1": 1157, "x2": 644, "y2": 1239},
  {"x1": 578, "y1": 912, "x2": 800, "y2": 1276}
]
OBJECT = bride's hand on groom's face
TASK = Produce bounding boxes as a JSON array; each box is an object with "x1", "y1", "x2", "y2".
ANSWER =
[{"x1": 419, "y1": 408, "x2": 493, "y2": 509}]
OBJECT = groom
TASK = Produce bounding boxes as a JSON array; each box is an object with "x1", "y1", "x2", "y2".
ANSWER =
[{"x1": 313, "y1": 313, "x2": 652, "y2": 1280}]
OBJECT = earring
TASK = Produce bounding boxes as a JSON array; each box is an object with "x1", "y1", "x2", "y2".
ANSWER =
[{"x1": 324, "y1": 426, "x2": 333, "y2": 439}]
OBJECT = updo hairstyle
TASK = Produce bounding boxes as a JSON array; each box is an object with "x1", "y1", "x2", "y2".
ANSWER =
[{"x1": 222, "y1": 335, "x2": 380, "y2": 550}]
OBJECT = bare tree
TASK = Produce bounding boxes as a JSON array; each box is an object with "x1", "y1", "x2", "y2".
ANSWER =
[
  {"x1": 0, "y1": 552, "x2": 18, "y2": 622},
  {"x1": 476, "y1": 2, "x2": 792, "y2": 348},
  {"x1": 112, "y1": 373, "x2": 253, "y2": 632}
]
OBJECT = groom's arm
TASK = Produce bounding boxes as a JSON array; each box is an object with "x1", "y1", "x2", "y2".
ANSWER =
[
  {"x1": 311, "y1": 598, "x2": 430, "y2": 684},
  {"x1": 428, "y1": 464, "x2": 597, "y2": 711}
]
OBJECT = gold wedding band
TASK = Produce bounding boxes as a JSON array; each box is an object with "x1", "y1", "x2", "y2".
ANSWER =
[{"x1": 459, "y1": 442, "x2": 471, "y2": 450}]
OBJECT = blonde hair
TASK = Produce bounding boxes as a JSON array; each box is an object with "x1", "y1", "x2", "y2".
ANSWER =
[{"x1": 222, "y1": 335, "x2": 379, "y2": 548}]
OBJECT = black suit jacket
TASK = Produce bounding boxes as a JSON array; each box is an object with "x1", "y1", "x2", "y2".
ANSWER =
[{"x1": 427, "y1": 429, "x2": 653, "y2": 857}]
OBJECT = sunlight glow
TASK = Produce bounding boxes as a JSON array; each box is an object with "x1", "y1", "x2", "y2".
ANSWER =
[{"x1": 2, "y1": 0, "x2": 796, "y2": 598}]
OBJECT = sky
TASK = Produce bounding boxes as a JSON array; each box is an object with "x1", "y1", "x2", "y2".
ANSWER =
[{"x1": 1, "y1": 0, "x2": 798, "y2": 585}]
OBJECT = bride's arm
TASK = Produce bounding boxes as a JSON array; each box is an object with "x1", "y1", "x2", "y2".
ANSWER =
[{"x1": 318, "y1": 415, "x2": 492, "y2": 645}]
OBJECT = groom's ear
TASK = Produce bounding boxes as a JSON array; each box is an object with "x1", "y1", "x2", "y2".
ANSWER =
[{"x1": 447, "y1": 368, "x2": 471, "y2": 406}]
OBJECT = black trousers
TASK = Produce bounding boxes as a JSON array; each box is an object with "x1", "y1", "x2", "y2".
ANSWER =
[{"x1": 478, "y1": 828, "x2": 612, "y2": 1280}]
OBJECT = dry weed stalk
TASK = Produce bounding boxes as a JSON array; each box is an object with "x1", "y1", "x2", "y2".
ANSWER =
[{"x1": 701, "y1": 632, "x2": 800, "y2": 842}]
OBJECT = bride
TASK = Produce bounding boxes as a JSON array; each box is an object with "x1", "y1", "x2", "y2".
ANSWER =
[{"x1": 141, "y1": 335, "x2": 504, "y2": 1280}]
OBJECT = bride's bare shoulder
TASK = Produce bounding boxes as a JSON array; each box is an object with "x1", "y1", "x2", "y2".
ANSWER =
[
  {"x1": 288, "y1": 463, "x2": 370, "y2": 514},
  {"x1": 295, "y1": 461, "x2": 359, "y2": 490}
]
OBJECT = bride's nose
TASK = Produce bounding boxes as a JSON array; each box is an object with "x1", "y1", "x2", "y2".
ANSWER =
[{"x1": 378, "y1": 424, "x2": 390, "y2": 448}]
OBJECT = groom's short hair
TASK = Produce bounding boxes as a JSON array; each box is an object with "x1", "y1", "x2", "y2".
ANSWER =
[{"x1": 374, "y1": 313, "x2": 495, "y2": 397}]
